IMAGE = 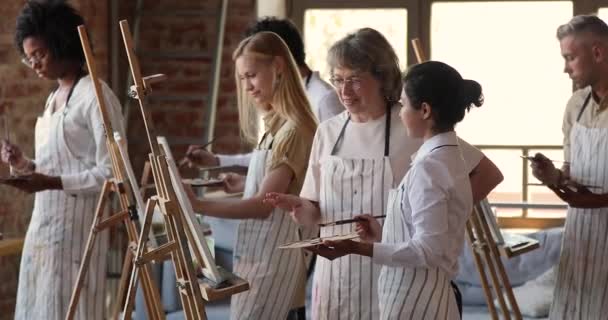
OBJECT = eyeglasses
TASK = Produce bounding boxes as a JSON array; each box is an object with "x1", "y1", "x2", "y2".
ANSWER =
[
  {"x1": 329, "y1": 76, "x2": 363, "y2": 91},
  {"x1": 21, "y1": 50, "x2": 47, "y2": 68}
]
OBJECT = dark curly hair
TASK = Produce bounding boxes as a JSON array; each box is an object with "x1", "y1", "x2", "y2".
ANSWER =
[
  {"x1": 244, "y1": 16, "x2": 306, "y2": 67},
  {"x1": 14, "y1": 0, "x2": 85, "y2": 67},
  {"x1": 403, "y1": 61, "x2": 484, "y2": 132}
]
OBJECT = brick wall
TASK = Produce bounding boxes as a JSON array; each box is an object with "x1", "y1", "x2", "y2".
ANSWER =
[
  {"x1": 118, "y1": 0, "x2": 255, "y2": 176},
  {"x1": 0, "y1": 0, "x2": 255, "y2": 318}
]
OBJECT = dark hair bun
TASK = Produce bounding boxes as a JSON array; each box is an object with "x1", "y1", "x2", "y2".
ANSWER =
[
  {"x1": 403, "y1": 61, "x2": 483, "y2": 131},
  {"x1": 460, "y1": 79, "x2": 484, "y2": 112}
]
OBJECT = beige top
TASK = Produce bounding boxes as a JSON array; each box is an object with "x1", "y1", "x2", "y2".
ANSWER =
[
  {"x1": 562, "y1": 87, "x2": 608, "y2": 162},
  {"x1": 260, "y1": 112, "x2": 314, "y2": 195}
]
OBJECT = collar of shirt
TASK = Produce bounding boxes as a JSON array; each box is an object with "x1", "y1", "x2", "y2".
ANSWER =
[
  {"x1": 410, "y1": 131, "x2": 459, "y2": 165},
  {"x1": 262, "y1": 110, "x2": 286, "y2": 136}
]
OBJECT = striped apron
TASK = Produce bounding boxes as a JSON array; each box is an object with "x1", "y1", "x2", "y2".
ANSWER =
[
  {"x1": 15, "y1": 79, "x2": 107, "y2": 320},
  {"x1": 230, "y1": 133, "x2": 307, "y2": 320},
  {"x1": 312, "y1": 110, "x2": 393, "y2": 320},
  {"x1": 550, "y1": 93, "x2": 608, "y2": 319},
  {"x1": 378, "y1": 184, "x2": 459, "y2": 320}
]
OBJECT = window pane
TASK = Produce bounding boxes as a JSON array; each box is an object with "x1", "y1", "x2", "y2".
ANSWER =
[
  {"x1": 599, "y1": 8, "x2": 608, "y2": 22},
  {"x1": 432, "y1": 2, "x2": 573, "y2": 219},
  {"x1": 432, "y1": 1, "x2": 572, "y2": 146},
  {"x1": 304, "y1": 9, "x2": 408, "y2": 82}
]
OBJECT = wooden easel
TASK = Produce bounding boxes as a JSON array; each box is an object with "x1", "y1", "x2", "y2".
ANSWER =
[
  {"x1": 118, "y1": 19, "x2": 248, "y2": 320},
  {"x1": 66, "y1": 26, "x2": 164, "y2": 320},
  {"x1": 410, "y1": 39, "x2": 539, "y2": 320}
]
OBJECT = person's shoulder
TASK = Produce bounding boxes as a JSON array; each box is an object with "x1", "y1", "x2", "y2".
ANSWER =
[
  {"x1": 317, "y1": 110, "x2": 348, "y2": 130},
  {"x1": 564, "y1": 86, "x2": 592, "y2": 118},
  {"x1": 567, "y1": 87, "x2": 592, "y2": 107},
  {"x1": 409, "y1": 155, "x2": 452, "y2": 188},
  {"x1": 308, "y1": 72, "x2": 334, "y2": 92}
]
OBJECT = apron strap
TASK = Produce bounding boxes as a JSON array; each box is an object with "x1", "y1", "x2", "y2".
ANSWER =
[
  {"x1": 576, "y1": 92, "x2": 593, "y2": 122},
  {"x1": 257, "y1": 131, "x2": 274, "y2": 150},
  {"x1": 384, "y1": 104, "x2": 391, "y2": 157},
  {"x1": 304, "y1": 72, "x2": 313, "y2": 89},
  {"x1": 330, "y1": 116, "x2": 350, "y2": 155},
  {"x1": 330, "y1": 104, "x2": 392, "y2": 156}
]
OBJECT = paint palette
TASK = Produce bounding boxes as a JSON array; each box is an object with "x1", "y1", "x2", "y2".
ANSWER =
[
  {"x1": 278, "y1": 233, "x2": 360, "y2": 249},
  {"x1": 182, "y1": 178, "x2": 224, "y2": 188}
]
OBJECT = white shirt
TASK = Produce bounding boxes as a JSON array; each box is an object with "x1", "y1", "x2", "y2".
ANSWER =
[
  {"x1": 39, "y1": 76, "x2": 126, "y2": 193},
  {"x1": 373, "y1": 132, "x2": 473, "y2": 278},
  {"x1": 300, "y1": 106, "x2": 483, "y2": 202},
  {"x1": 217, "y1": 71, "x2": 344, "y2": 167},
  {"x1": 305, "y1": 71, "x2": 344, "y2": 123}
]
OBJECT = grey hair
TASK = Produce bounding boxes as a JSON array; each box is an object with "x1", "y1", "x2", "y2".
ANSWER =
[
  {"x1": 557, "y1": 15, "x2": 608, "y2": 40},
  {"x1": 327, "y1": 28, "x2": 402, "y2": 104}
]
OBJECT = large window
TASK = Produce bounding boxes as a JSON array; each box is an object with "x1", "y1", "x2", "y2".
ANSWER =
[
  {"x1": 291, "y1": 0, "x2": 608, "y2": 227},
  {"x1": 431, "y1": 1, "x2": 573, "y2": 220},
  {"x1": 304, "y1": 9, "x2": 408, "y2": 81}
]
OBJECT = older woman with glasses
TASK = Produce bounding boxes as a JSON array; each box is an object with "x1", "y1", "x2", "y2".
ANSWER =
[
  {"x1": 0, "y1": 1, "x2": 125, "y2": 319},
  {"x1": 266, "y1": 28, "x2": 503, "y2": 319}
]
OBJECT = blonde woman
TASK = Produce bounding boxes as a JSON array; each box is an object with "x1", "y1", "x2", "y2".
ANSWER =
[{"x1": 188, "y1": 31, "x2": 317, "y2": 320}]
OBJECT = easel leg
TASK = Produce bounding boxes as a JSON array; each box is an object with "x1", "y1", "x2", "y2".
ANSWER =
[
  {"x1": 122, "y1": 198, "x2": 158, "y2": 320},
  {"x1": 471, "y1": 212, "x2": 511, "y2": 320},
  {"x1": 66, "y1": 181, "x2": 112, "y2": 320},
  {"x1": 466, "y1": 219, "x2": 499, "y2": 320},
  {"x1": 478, "y1": 211, "x2": 522, "y2": 320}
]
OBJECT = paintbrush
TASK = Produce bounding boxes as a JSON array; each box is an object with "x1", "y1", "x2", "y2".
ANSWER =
[
  {"x1": 178, "y1": 139, "x2": 215, "y2": 168},
  {"x1": 318, "y1": 215, "x2": 386, "y2": 227},
  {"x1": 520, "y1": 155, "x2": 569, "y2": 164}
]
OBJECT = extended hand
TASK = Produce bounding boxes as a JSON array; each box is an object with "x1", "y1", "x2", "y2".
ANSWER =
[
  {"x1": 180, "y1": 145, "x2": 219, "y2": 168},
  {"x1": 264, "y1": 192, "x2": 302, "y2": 211},
  {"x1": 307, "y1": 239, "x2": 373, "y2": 260},
  {"x1": 1, "y1": 140, "x2": 27, "y2": 169},
  {"x1": 305, "y1": 239, "x2": 357, "y2": 261},
  {"x1": 220, "y1": 172, "x2": 245, "y2": 193},
  {"x1": 2, "y1": 172, "x2": 62, "y2": 194},
  {"x1": 550, "y1": 183, "x2": 608, "y2": 208},
  {"x1": 355, "y1": 214, "x2": 383, "y2": 243},
  {"x1": 530, "y1": 153, "x2": 561, "y2": 186},
  {"x1": 264, "y1": 192, "x2": 318, "y2": 225}
]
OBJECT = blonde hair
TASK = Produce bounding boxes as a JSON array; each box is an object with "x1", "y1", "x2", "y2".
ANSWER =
[
  {"x1": 233, "y1": 31, "x2": 318, "y2": 145},
  {"x1": 327, "y1": 28, "x2": 402, "y2": 104}
]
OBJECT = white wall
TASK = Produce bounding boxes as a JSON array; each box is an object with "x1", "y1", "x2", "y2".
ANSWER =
[{"x1": 257, "y1": 0, "x2": 286, "y2": 18}]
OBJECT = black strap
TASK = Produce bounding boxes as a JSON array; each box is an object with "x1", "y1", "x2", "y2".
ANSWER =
[
  {"x1": 451, "y1": 281, "x2": 463, "y2": 319},
  {"x1": 257, "y1": 131, "x2": 274, "y2": 150},
  {"x1": 330, "y1": 104, "x2": 392, "y2": 156},
  {"x1": 576, "y1": 92, "x2": 593, "y2": 122},
  {"x1": 304, "y1": 72, "x2": 313, "y2": 89}
]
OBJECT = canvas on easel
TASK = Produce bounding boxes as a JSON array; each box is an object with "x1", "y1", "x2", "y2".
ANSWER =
[
  {"x1": 157, "y1": 136, "x2": 248, "y2": 300},
  {"x1": 118, "y1": 19, "x2": 248, "y2": 320}
]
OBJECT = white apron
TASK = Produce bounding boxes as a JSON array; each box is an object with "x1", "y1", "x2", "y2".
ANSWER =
[
  {"x1": 550, "y1": 93, "x2": 608, "y2": 319},
  {"x1": 312, "y1": 111, "x2": 394, "y2": 320},
  {"x1": 14, "y1": 79, "x2": 107, "y2": 320},
  {"x1": 230, "y1": 133, "x2": 307, "y2": 320},
  {"x1": 377, "y1": 184, "x2": 459, "y2": 320}
]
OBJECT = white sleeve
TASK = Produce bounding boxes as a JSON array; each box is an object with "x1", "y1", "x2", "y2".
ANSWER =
[
  {"x1": 457, "y1": 137, "x2": 484, "y2": 174},
  {"x1": 61, "y1": 85, "x2": 125, "y2": 194},
  {"x1": 373, "y1": 159, "x2": 450, "y2": 268},
  {"x1": 217, "y1": 153, "x2": 252, "y2": 167},
  {"x1": 316, "y1": 91, "x2": 344, "y2": 123}
]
